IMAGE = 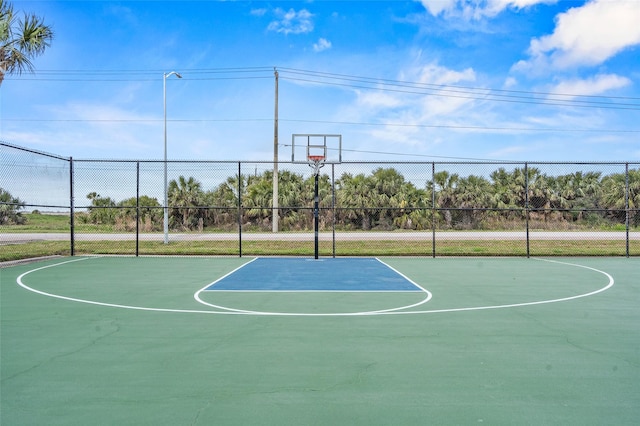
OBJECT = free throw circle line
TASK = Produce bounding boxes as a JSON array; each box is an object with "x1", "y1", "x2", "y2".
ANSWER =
[
  {"x1": 16, "y1": 257, "x2": 614, "y2": 316},
  {"x1": 192, "y1": 256, "x2": 433, "y2": 316}
]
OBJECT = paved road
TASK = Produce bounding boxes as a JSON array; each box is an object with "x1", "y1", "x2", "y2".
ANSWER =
[{"x1": 2, "y1": 231, "x2": 638, "y2": 243}]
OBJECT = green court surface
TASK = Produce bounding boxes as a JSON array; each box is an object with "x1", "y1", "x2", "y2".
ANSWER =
[{"x1": 1, "y1": 256, "x2": 639, "y2": 425}]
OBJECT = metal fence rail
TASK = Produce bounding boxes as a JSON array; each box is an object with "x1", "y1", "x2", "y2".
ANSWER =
[{"x1": 1, "y1": 141, "x2": 638, "y2": 259}]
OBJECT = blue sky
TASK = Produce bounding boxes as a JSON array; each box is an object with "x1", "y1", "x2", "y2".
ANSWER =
[{"x1": 1, "y1": 0, "x2": 639, "y2": 162}]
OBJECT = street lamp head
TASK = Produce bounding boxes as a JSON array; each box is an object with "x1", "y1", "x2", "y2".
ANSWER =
[{"x1": 164, "y1": 71, "x2": 182, "y2": 79}]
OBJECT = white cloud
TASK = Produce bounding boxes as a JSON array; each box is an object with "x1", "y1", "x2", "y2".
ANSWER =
[
  {"x1": 250, "y1": 8, "x2": 267, "y2": 17},
  {"x1": 345, "y1": 61, "x2": 478, "y2": 147},
  {"x1": 503, "y1": 76, "x2": 518, "y2": 88},
  {"x1": 267, "y1": 8, "x2": 314, "y2": 35},
  {"x1": 549, "y1": 74, "x2": 631, "y2": 98},
  {"x1": 491, "y1": 0, "x2": 555, "y2": 10},
  {"x1": 515, "y1": 0, "x2": 640, "y2": 72},
  {"x1": 355, "y1": 91, "x2": 404, "y2": 112},
  {"x1": 313, "y1": 38, "x2": 332, "y2": 52},
  {"x1": 420, "y1": 0, "x2": 457, "y2": 16},
  {"x1": 419, "y1": 0, "x2": 556, "y2": 20},
  {"x1": 354, "y1": 61, "x2": 477, "y2": 116},
  {"x1": 409, "y1": 62, "x2": 476, "y2": 86}
]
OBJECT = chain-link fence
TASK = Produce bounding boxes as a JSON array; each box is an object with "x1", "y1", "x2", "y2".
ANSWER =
[{"x1": 2, "y1": 141, "x2": 638, "y2": 260}]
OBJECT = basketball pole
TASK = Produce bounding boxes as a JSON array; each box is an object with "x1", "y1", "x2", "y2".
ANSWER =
[
  {"x1": 314, "y1": 169, "x2": 319, "y2": 259},
  {"x1": 294, "y1": 134, "x2": 341, "y2": 260}
]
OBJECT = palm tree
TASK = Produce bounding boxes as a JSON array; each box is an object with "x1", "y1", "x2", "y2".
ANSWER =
[
  {"x1": 550, "y1": 171, "x2": 602, "y2": 222},
  {"x1": 370, "y1": 168, "x2": 405, "y2": 228},
  {"x1": 243, "y1": 171, "x2": 273, "y2": 228},
  {"x1": 600, "y1": 169, "x2": 640, "y2": 225},
  {"x1": 117, "y1": 196, "x2": 162, "y2": 232},
  {"x1": 0, "y1": 0, "x2": 54, "y2": 85},
  {"x1": 336, "y1": 172, "x2": 377, "y2": 230},
  {"x1": 433, "y1": 170, "x2": 459, "y2": 228},
  {"x1": 392, "y1": 183, "x2": 430, "y2": 230},
  {"x1": 491, "y1": 168, "x2": 519, "y2": 212},
  {"x1": 85, "y1": 192, "x2": 117, "y2": 225},
  {"x1": 372, "y1": 168, "x2": 405, "y2": 198},
  {"x1": 455, "y1": 175, "x2": 492, "y2": 229},
  {"x1": 303, "y1": 172, "x2": 333, "y2": 230},
  {"x1": 370, "y1": 167, "x2": 428, "y2": 230},
  {"x1": 207, "y1": 174, "x2": 244, "y2": 228},
  {"x1": 168, "y1": 176, "x2": 204, "y2": 230}
]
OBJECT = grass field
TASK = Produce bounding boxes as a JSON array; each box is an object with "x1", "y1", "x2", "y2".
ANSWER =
[
  {"x1": 3, "y1": 212, "x2": 638, "y2": 234},
  {"x1": 2, "y1": 256, "x2": 639, "y2": 425},
  {"x1": 2, "y1": 213, "x2": 638, "y2": 261},
  {"x1": 1, "y1": 238, "x2": 639, "y2": 261}
]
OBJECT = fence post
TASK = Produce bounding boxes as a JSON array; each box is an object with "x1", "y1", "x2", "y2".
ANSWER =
[
  {"x1": 525, "y1": 162, "x2": 530, "y2": 258},
  {"x1": 431, "y1": 162, "x2": 436, "y2": 258},
  {"x1": 136, "y1": 161, "x2": 140, "y2": 257},
  {"x1": 332, "y1": 163, "x2": 336, "y2": 258},
  {"x1": 238, "y1": 161, "x2": 242, "y2": 258},
  {"x1": 625, "y1": 163, "x2": 630, "y2": 258},
  {"x1": 313, "y1": 171, "x2": 320, "y2": 259},
  {"x1": 69, "y1": 157, "x2": 75, "y2": 256}
]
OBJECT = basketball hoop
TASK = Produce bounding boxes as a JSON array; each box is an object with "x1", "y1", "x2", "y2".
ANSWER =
[
  {"x1": 291, "y1": 134, "x2": 342, "y2": 259},
  {"x1": 308, "y1": 154, "x2": 325, "y2": 175}
]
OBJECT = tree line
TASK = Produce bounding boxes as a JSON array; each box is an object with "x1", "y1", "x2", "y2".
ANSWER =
[{"x1": 77, "y1": 166, "x2": 639, "y2": 232}]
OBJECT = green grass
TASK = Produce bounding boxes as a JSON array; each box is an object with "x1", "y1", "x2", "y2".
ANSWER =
[
  {"x1": 5, "y1": 213, "x2": 639, "y2": 234},
  {"x1": 4, "y1": 213, "x2": 71, "y2": 232},
  {"x1": 0, "y1": 241, "x2": 71, "y2": 261},
  {"x1": 2, "y1": 239, "x2": 637, "y2": 262},
  {"x1": 1, "y1": 213, "x2": 637, "y2": 261},
  {"x1": 1, "y1": 213, "x2": 113, "y2": 233}
]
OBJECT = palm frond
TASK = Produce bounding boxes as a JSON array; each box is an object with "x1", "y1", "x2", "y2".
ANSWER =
[{"x1": 0, "y1": 1, "x2": 53, "y2": 83}]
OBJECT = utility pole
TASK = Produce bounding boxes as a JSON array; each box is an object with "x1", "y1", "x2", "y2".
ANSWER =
[{"x1": 272, "y1": 68, "x2": 279, "y2": 232}]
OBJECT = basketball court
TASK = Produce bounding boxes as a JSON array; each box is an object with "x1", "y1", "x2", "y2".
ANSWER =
[
  {"x1": 2, "y1": 133, "x2": 639, "y2": 424},
  {"x1": 2, "y1": 255, "x2": 639, "y2": 425}
]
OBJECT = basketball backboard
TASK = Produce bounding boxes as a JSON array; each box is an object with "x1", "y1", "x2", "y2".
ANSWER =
[{"x1": 291, "y1": 134, "x2": 342, "y2": 164}]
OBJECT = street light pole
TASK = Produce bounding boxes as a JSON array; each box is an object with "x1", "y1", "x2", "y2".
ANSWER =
[{"x1": 163, "y1": 71, "x2": 182, "y2": 244}]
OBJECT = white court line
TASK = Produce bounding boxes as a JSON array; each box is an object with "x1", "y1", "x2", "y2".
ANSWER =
[
  {"x1": 375, "y1": 257, "x2": 431, "y2": 293},
  {"x1": 16, "y1": 257, "x2": 243, "y2": 315},
  {"x1": 386, "y1": 257, "x2": 615, "y2": 315},
  {"x1": 15, "y1": 257, "x2": 614, "y2": 317},
  {"x1": 192, "y1": 257, "x2": 433, "y2": 315}
]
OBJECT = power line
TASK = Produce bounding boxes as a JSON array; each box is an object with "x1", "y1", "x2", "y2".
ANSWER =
[
  {"x1": 277, "y1": 67, "x2": 640, "y2": 101},
  {"x1": 279, "y1": 142, "x2": 505, "y2": 162},
  {"x1": 9, "y1": 66, "x2": 640, "y2": 110},
  {"x1": 6, "y1": 66, "x2": 275, "y2": 82},
  {"x1": 3, "y1": 117, "x2": 638, "y2": 134},
  {"x1": 278, "y1": 74, "x2": 640, "y2": 111},
  {"x1": 279, "y1": 118, "x2": 640, "y2": 133}
]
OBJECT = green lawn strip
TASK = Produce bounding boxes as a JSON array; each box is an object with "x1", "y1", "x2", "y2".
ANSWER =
[
  {"x1": 1, "y1": 213, "x2": 70, "y2": 232},
  {"x1": 2, "y1": 239, "x2": 637, "y2": 261},
  {"x1": 4, "y1": 213, "x2": 640, "y2": 234},
  {"x1": 0, "y1": 241, "x2": 71, "y2": 261}
]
